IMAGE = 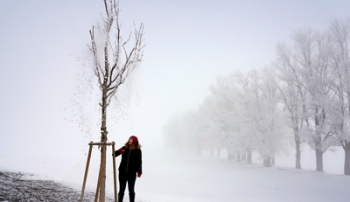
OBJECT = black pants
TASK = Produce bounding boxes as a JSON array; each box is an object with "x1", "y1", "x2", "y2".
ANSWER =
[{"x1": 118, "y1": 172, "x2": 136, "y2": 195}]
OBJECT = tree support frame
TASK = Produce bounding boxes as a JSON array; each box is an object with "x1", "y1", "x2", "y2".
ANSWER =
[{"x1": 79, "y1": 141, "x2": 118, "y2": 202}]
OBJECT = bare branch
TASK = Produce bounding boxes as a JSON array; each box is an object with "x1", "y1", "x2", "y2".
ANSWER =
[
  {"x1": 89, "y1": 26, "x2": 103, "y2": 86},
  {"x1": 103, "y1": 0, "x2": 109, "y2": 16}
]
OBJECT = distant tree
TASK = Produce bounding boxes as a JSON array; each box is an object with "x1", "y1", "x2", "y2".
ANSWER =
[
  {"x1": 275, "y1": 42, "x2": 307, "y2": 169},
  {"x1": 197, "y1": 96, "x2": 221, "y2": 155},
  {"x1": 289, "y1": 28, "x2": 335, "y2": 172},
  {"x1": 183, "y1": 110, "x2": 205, "y2": 154},
  {"x1": 162, "y1": 109, "x2": 205, "y2": 153},
  {"x1": 229, "y1": 72, "x2": 256, "y2": 164},
  {"x1": 162, "y1": 116, "x2": 183, "y2": 150},
  {"x1": 257, "y1": 67, "x2": 288, "y2": 166},
  {"x1": 88, "y1": 0, "x2": 144, "y2": 201},
  {"x1": 232, "y1": 68, "x2": 288, "y2": 167},
  {"x1": 208, "y1": 76, "x2": 240, "y2": 158},
  {"x1": 329, "y1": 18, "x2": 350, "y2": 175}
]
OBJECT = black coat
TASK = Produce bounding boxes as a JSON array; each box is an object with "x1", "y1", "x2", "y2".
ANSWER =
[{"x1": 115, "y1": 146, "x2": 142, "y2": 174}]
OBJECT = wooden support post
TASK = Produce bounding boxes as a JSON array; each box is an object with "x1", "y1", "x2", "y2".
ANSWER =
[
  {"x1": 79, "y1": 142, "x2": 93, "y2": 202},
  {"x1": 79, "y1": 142, "x2": 118, "y2": 202},
  {"x1": 94, "y1": 167, "x2": 102, "y2": 202},
  {"x1": 112, "y1": 142, "x2": 117, "y2": 202}
]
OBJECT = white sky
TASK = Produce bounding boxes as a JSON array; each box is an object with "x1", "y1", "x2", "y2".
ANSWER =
[{"x1": 1, "y1": 0, "x2": 350, "y2": 181}]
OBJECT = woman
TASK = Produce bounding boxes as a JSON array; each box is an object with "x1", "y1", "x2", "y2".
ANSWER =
[{"x1": 114, "y1": 136, "x2": 142, "y2": 202}]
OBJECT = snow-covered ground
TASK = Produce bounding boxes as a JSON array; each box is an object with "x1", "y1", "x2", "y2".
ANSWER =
[
  {"x1": 1, "y1": 148, "x2": 350, "y2": 202},
  {"x1": 135, "y1": 150, "x2": 350, "y2": 202}
]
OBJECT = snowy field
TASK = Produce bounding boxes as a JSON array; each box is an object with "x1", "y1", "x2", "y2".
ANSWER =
[
  {"x1": 135, "y1": 150, "x2": 350, "y2": 202},
  {"x1": 1, "y1": 148, "x2": 350, "y2": 202}
]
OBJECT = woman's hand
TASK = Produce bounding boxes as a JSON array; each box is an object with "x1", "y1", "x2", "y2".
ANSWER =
[{"x1": 119, "y1": 148, "x2": 125, "y2": 154}]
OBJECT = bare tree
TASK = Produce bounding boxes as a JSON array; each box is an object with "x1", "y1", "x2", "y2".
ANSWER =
[{"x1": 88, "y1": 0, "x2": 144, "y2": 201}]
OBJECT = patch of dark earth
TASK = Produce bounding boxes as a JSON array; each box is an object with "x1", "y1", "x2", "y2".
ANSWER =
[{"x1": 0, "y1": 171, "x2": 114, "y2": 202}]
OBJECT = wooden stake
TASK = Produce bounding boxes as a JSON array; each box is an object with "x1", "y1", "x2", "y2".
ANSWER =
[
  {"x1": 79, "y1": 142, "x2": 93, "y2": 202},
  {"x1": 94, "y1": 166, "x2": 102, "y2": 202},
  {"x1": 112, "y1": 142, "x2": 117, "y2": 202},
  {"x1": 79, "y1": 142, "x2": 118, "y2": 202}
]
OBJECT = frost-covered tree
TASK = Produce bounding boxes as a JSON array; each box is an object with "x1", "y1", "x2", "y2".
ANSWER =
[
  {"x1": 207, "y1": 76, "x2": 241, "y2": 158},
  {"x1": 196, "y1": 96, "x2": 222, "y2": 155},
  {"x1": 162, "y1": 109, "x2": 210, "y2": 154},
  {"x1": 275, "y1": 42, "x2": 306, "y2": 169},
  {"x1": 228, "y1": 71, "x2": 256, "y2": 163},
  {"x1": 162, "y1": 115, "x2": 186, "y2": 150},
  {"x1": 258, "y1": 67, "x2": 290, "y2": 165},
  {"x1": 88, "y1": 0, "x2": 144, "y2": 200},
  {"x1": 291, "y1": 29, "x2": 336, "y2": 172},
  {"x1": 275, "y1": 27, "x2": 342, "y2": 172},
  {"x1": 328, "y1": 18, "x2": 350, "y2": 175},
  {"x1": 182, "y1": 110, "x2": 205, "y2": 153},
  {"x1": 232, "y1": 68, "x2": 289, "y2": 167}
]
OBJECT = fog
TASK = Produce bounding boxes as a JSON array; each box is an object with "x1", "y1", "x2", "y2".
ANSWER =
[{"x1": 1, "y1": 0, "x2": 350, "y2": 200}]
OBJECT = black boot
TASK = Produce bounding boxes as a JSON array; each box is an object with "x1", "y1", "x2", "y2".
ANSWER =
[
  {"x1": 118, "y1": 193, "x2": 124, "y2": 202},
  {"x1": 129, "y1": 193, "x2": 135, "y2": 202}
]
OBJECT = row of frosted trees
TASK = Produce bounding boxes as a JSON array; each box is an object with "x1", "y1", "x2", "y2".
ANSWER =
[{"x1": 163, "y1": 18, "x2": 350, "y2": 175}]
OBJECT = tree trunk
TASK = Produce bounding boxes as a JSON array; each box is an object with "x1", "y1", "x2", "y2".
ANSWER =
[
  {"x1": 315, "y1": 149, "x2": 323, "y2": 172},
  {"x1": 247, "y1": 149, "x2": 252, "y2": 164},
  {"x1": 263, "y1": 156, "x2": 272, "y2": 167},
  {"x1": 228, "y1": 153, "x2": 234, "y2": 160},
  {"x1": 99, "y1": 144, "x2": 107, "y2": 201},
  {"x1": 196, "y1": 146, "x2": 201, "y2": 156},
  {"x1": 344, "y1": 142, "x2": 350, "y2": 175},
  {"x1": 294, "y1": 134, "x2": 302, "y2": 169},
  {"x1": 99, "y1": 89, "x2": 108, "y2": 202},
  {"x1": 242, "y1": 152, "x2": 246, "y2": 161},
  {"x1": 271, "y1": 157, "x2": 275, "y2": 166},
  {"x1": 236, "y1": 152, "x2": 241, "y2": 162},
  {"x1": 314, "y1": 113, "x2": 324, "y2": 172}
]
